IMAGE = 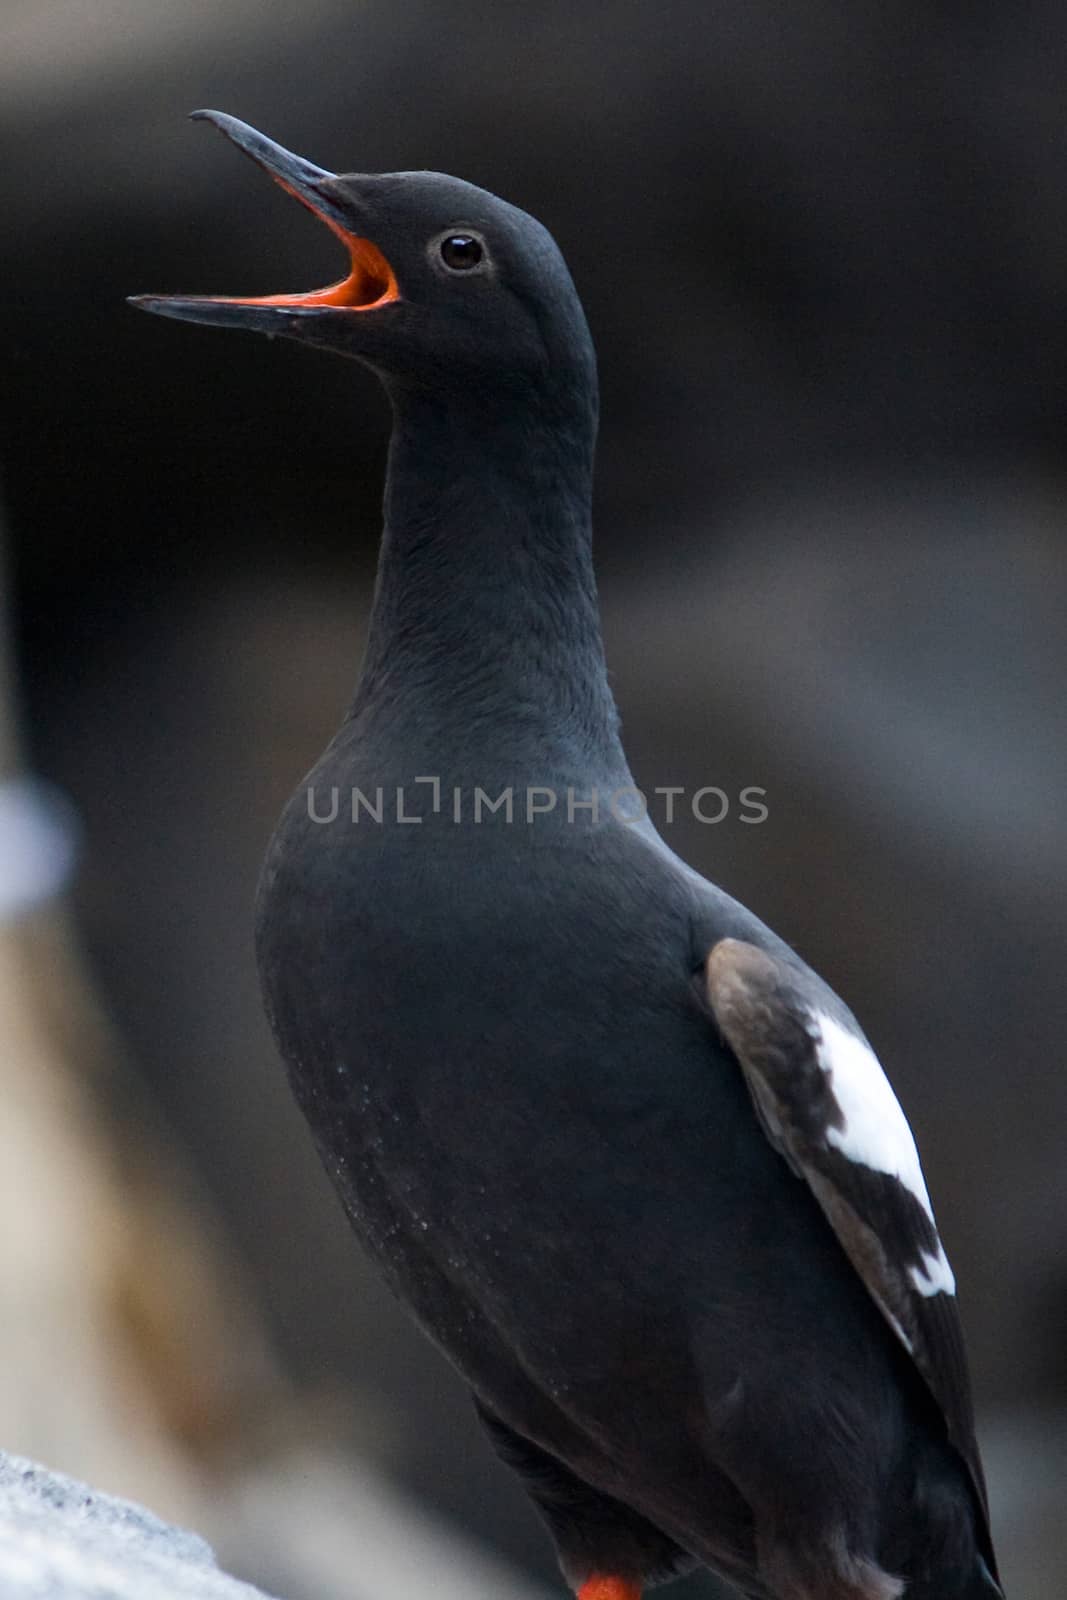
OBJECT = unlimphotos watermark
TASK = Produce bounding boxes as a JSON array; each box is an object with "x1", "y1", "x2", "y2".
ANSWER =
[{"x1": 306, "y1": 780, "x2": 769, "y2": 826}]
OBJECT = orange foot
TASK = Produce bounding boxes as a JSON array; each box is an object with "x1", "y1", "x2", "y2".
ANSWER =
[{"x1": 578, "y1": 1578, "x2": 642, "y2": 1600}]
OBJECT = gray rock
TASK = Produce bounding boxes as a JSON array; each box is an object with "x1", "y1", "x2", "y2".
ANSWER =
[{"x1": 0, "y1": 1452, "x2": 278, "y2": 1600}]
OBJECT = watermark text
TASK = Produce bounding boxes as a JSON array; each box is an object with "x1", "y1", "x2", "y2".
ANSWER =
[{"x1": 306, "y1": 781, "x2": 769, "y2": 827}]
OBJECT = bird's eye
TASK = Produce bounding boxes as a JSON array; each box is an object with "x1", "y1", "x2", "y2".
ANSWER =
[{"x1": 440, "y1": 235, "x2": 483, "y2": 271}]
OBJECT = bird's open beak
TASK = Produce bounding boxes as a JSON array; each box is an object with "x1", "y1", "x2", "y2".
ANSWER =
[{"x1": 129, "y1": 111, "x2": 399, "y2": 330}]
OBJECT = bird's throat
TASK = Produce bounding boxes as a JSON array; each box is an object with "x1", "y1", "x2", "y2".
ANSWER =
[{"x1": 352, "y1": 384, "x2": 626, "y2": 778}]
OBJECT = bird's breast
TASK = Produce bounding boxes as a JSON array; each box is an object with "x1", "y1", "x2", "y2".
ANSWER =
[
  {"x1": 254, "y1": 762, "x2": 895, "y2": 1478},
  {"x1": 254, "y1": 769, "x2": 722, "y2": 1299}
]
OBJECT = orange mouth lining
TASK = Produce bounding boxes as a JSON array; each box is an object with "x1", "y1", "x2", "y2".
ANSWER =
[{"x1": 204, "y1": 175, "x2": 399, "y2": 311}]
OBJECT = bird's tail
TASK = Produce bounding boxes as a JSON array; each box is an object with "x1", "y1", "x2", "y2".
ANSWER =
[
  {"x1": 958, "y1": 1558, "x2": 1004, "y2": 1600},
  {"x1": 906, "y1": 1555, "x2": 1003, "y2": 1600},
  {"x1": 899, "y1": 1429, "x2": 1003, "y2": 1600}
]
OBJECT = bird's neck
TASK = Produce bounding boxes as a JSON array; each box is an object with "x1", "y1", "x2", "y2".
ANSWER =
[{"x1": 351, "y1": 383, "x2": 628, "y2": 782}]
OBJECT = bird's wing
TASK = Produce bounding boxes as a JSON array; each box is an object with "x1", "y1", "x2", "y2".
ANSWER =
[{"x1": 703, "y1": 937, "x2": 991, "y2": 1533}]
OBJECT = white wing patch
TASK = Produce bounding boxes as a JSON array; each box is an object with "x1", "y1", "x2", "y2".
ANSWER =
[
  {"x1": 814, "y1": 1012, "x2": 945, "y2": 1235},
  {"x1": 815, "y1": 1013, "x2": 956, "y2": 1298},
  {"x1": 706, "y1": 940, "x2": 961, "y2": 1314},
  {"x1": 910, "y1": 1242, "x2": 957, "y2": 1298},
  {"x1": 706, "y1": 942, "x2": 990, "y2": 1554}
]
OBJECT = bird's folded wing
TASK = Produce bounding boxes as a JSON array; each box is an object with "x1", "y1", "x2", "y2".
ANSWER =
[{"x1": 703, "y1": 937, "x2": 990, "y2": 1528}]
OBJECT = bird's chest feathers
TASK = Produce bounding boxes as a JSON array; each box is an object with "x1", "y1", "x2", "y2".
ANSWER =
[
  {"x1": 256, "y1": 796, "x2": 688, "y2": 1253},
  {"x1": 268, "y1": 808, "x2": 579, "y2": 1091}
]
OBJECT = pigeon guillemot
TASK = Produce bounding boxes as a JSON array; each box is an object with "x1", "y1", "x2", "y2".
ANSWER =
[{"x1": 132, "y1": 113, "x2": 1003, "y2": 1600}]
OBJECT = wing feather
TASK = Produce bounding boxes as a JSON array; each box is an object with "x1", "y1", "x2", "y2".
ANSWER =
[{"x1": 704, "y1": 937, "x2": 992, "y2": 1544}]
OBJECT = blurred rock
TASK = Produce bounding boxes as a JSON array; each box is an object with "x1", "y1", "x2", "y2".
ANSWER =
[{"x1": 0, "y1": 1451, "x2": 275, "y2": 1600}]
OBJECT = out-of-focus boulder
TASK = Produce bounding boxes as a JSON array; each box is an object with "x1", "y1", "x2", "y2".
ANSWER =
[{"x1": 0, "y1": 1452, "x2": 277, "y2": 1600}]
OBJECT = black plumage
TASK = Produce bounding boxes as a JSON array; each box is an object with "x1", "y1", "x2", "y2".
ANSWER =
[{"x1": 133, "y1": 114, "x2": 1003, "y2": 1600}]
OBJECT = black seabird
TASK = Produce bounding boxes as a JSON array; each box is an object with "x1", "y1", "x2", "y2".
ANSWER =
[{"x1": 132, "y1": 113, "x2": 1003, "y2": 1600}]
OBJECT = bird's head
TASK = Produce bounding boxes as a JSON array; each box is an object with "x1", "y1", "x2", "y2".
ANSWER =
[{"x1": 131, "y1": 112, "x2": 595, "y2": 407}]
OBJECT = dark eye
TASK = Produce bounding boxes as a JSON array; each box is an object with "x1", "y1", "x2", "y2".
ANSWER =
[{"x1": 440, "y1": 235, "x2": 483, "y2": 271}]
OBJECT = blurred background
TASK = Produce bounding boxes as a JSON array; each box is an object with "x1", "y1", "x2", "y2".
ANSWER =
[{"x1": 0, "y1": 2, "x2": 1064, "y2": 1597}]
